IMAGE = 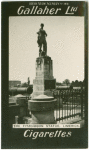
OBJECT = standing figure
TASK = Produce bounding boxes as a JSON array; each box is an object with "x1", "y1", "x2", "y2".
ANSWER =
[{"x1": 37, "y1": 23, "x2": 47, "y2": 56}]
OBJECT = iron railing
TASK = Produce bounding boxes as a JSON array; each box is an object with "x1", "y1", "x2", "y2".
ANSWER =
[{"x1": 53, "y1": 89, "x2": 85, "y2": 122}]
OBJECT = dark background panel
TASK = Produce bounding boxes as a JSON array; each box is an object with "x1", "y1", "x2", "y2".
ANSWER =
[
  {"x1": 1, "y1": 128, "x2": 88, "y2": 149},
  {"x1": 2, "y1": 1, "x2": 85, "y2": 16},
  {"x1": 1, "y1": 1, "x2": 88, "y2": 149}
]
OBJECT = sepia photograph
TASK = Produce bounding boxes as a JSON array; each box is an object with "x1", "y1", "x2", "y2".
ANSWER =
[
  {"x1": 9, "y1": 16, "x2": 85, "y2": 127},
  {"x1": 2, "y1": 1, "x2": 88, "y2": 148}
]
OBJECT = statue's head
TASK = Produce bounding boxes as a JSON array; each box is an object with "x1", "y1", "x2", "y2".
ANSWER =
[{"x1": 40, "y1": 23, "x2": 44, "y2": 28}]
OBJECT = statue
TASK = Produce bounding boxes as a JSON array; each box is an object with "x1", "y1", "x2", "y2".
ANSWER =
[{"x1": 37, "y1": 23, "x2": 47, "y2": 57}]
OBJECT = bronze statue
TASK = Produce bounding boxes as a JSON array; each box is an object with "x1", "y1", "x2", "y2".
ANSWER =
[{"x1": 37, "y1": 23, "x2": 47, "y2": 56}]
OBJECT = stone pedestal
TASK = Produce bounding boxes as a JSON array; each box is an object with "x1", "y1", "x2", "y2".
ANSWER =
[
  {"x1": 33, "y1": 56, "x2": 56, "y2": 98},
  {"x1": 28, "y1": 95, "x2": 57, "y2": 124},
  {"x1": 30, "y1": 111, "x2": 55, "y2": 124},
  {"x1": 28, "y1": 56, "x2": 57, "y2": 124},
  {"x1": 15, "y1": 95, "x2": 27, "y2": 123},
  {"x1": 9, "y1": 104, "x2": 20, "y2": 126}
]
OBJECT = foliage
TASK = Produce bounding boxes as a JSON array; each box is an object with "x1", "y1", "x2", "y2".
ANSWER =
[
  {"x1": 71, "y1": 79, "x2": 85, "y2": 87},
  {"x1": 63, "y1": 79, "x2": 70, "y2": 86}
]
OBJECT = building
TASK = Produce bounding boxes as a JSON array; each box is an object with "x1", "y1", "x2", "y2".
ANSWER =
[{"x1": 9, "y1": 80, "x2": 21, "y2": 88}]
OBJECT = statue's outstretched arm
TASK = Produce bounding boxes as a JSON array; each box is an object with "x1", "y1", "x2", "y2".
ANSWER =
[{"x1": 37, "y1": 29, "x2": 40, "y2": 34}]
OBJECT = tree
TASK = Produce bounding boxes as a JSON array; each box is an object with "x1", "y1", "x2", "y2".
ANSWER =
[
  {"x1": 71, "y1": 80, "x2": 84, "y2": 87},
  {"x1": 63, "y1": 79, "x2": 70, "y2": 86},
  {"x1": 75, "y1": 80, "x2": 79, "y2": 87}
]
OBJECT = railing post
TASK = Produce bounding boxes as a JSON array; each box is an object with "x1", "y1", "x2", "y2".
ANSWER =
[{"x1": 81, "y1": 87, "x2": 83, "y2": 119}]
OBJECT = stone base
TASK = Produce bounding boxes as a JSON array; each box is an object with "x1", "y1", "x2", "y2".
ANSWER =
[
  {"x1": 23, "y1": 117, "x2": 32, "y2": 124},
  {"x1": 28, "y1": 95, "x2": 57, "y2": 124},
  {"x1": 30, "y1": 110, "x2": 56, "y2": 124},
  {"x1": 28, "y1": 95, "x2": 57, "y2": 111},
  {"x1": 33, "y1": 90, "x2": 53, "y2": 98},
  {"x1": 16, "y1": 95, "x2": 27, "y2": 117},
  {"x1": 19, "y1": 107, "x2": 27, "y2": 117}
]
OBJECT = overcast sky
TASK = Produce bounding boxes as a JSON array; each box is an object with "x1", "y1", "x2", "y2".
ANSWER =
[{"x1": 9, "y1": 16, "x2": 84, "y2": 84}]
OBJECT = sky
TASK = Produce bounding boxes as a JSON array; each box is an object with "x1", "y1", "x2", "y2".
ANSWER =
[{"x1": 9, "y1": 16, "x2": 84, "y2": 84}]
